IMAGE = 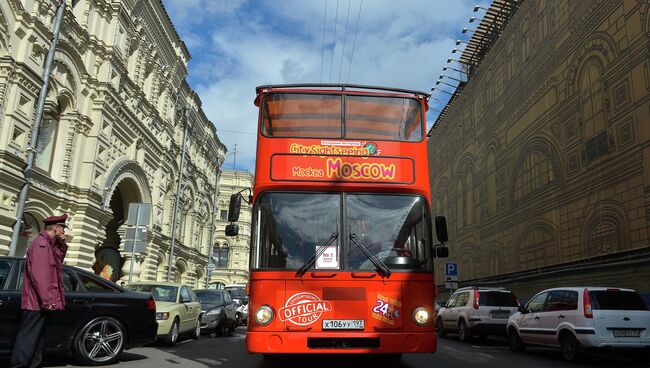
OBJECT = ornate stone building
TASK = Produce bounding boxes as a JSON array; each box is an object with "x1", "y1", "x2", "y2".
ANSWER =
[
  {"x1": 428, "y1": 0, "x2": 650, "y2": 298},
  {"x1": 0, "y1": 0, "x2": 227, "y2": 286},
  {"x1": 209, "y1": 169, "x2": 253, "y2": 288}
]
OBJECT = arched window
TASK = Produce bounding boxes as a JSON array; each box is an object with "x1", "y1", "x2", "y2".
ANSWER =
[
  {"x1": 587, "y1": 216, "x2": 620, "y2": 257},
  {"x1": 174, "y1": 262, "x2": 186, "y2": 283},
  {"x1": 517, "y1": 225, "x2": 557, "y2": 271},
  {"x1": 580, "y1": 61, "x2": 606, "y2": 139},
  {"x1": 34, "y1": 105, "x2": 61, "y2": 173},
  {"x1": 486, "y1": 151, "x2": 497, "y2": 214},
  {"x1": 514, "y1": 151, "x2": 555, "y2": 201}
]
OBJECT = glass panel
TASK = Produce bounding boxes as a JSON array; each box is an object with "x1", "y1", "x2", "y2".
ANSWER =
[
  {"x1": 563, "y1": 291, "x2": 578, "y2": 310},
  {"x1": 479, "y1": 291, "x2": 518, "y2": 307},
  {"x1": 262, "y1": 93, "x2": 342, "y2": 138},
  {"x1": 526, "y1": 292, "x2": 548, "y2": 313},
  {"x1": 63, "y1": 269, "x2": 78, "y2": 291},
  {"x1": 545, "y1": 290, "x2": 567, "y2": 311},
  {"x1": 34, "y1": 117, "x2": 58, "y2": 172},
  {"x1": 590, "y1": 291, "x2": 647, "y2": 311},
  {"x1": 79, "y1": 274, "x2": 115, "y2": 292},
  {"x1": 346, "y1": 194, "x2": 431, "y2": 271},
  {"x1": 196, "y1": 291, "x2": 224, "y2": 304},
  {"x1": 180, "y1": 286, "x2": 191, "y2": 302},
  {"x1": 126, "y1": 284, "x2": 178, "y2": 302},
  {"x1": 346, "y1": 96, "x2": 422, "y2": 141},
  {"x1": 257, "y1": 193, "x2": 340, "y2": 269},
  {"x1": 0, "y1": 260, "x2": 13, "y2": 289}
]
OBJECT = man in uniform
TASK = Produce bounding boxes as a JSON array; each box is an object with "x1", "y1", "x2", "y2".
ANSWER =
[{"x1": 10, "y1": 214, "x2": 68, "y2": 368}]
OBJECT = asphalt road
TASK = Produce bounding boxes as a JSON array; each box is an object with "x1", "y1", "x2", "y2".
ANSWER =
[{"x1": 4, "y1": 327, "x2": 648, "y2": 368}]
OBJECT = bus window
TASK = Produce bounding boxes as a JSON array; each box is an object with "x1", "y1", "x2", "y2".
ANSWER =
[
  {"x1": 262, "y1": 93, "x2": 342, "y2": 138},
  {"x1": 346, "y1": 95, "x2": 422, "y2": 141}
]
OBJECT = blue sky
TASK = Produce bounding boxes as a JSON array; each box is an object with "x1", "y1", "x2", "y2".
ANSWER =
[{"x1": 161, "y1": 0, "x2": 489, "y2": 172}]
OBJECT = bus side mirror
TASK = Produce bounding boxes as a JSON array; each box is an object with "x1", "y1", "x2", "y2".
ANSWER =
[
  {"x1": 434, "y1": 216, "x2": 448, "y2": 243},
  {"x1": 228, "y1": 194, "x2": 242, "y2": 222},
  {"x1": 435, "y1": 246, "x2": 449, "y2": 258},
  {"x1": 225, "y1": 224, "x2": 239, "y2": 236}
]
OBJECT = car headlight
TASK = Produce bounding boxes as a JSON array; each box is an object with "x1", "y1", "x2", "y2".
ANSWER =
[
  {"x1": 156, "y1": 312, "x2": 170, "y2": 320},
  {"x1": 255, "y1": 305, "x2": 274, "y2": 326},
  {"x1": 206, "y1": 308, "x2": 223, "y2": 316},
  {"x1": 413, "y1": 307, "x2": 430, "y2": 326}
]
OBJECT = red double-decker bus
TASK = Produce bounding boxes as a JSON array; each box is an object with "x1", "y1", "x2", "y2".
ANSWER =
[{"x1": 226, "y1": 84, "x2": 449, "y2": 358}]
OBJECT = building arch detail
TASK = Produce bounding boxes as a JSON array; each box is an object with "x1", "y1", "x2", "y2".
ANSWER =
[
  {"x1": 567, "y1": 32, "x2": 617, "y2": 96},
  {"x1": 580, "y1": 200, "x2": 629, "y2": 258},
  {"x1": 102, "y1": 158, "x2": 152, "y2": 210},
  {"x1": 515, "y1": 219, "x2": 559, "y2": 271},
  {"x1": 510, "y1": 136, "x2": 564, "y2": 205}
]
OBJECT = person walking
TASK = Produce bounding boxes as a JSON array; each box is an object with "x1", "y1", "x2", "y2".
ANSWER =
[{"x1": 9, "y1": 214, "x2": 68, "y2": 368}]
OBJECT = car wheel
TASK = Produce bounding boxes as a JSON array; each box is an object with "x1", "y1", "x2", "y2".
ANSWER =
[
  {"x1": 559, "y1": 332, "x2": 582, "y2": 363},
  {"x1": 508, "y1": 328, "x2": 526, "y2": 352},
  {"x1": 215, "y1": 320, "x2": 227, "y2": 337},
  {"x1": 436, "y1": 317, "x2": 447, "y2": 338},
  {"x1": 458, "y1": 320, "x2": 470, "y2": 343},
  {"x1": 191, "y1": 318, "x2": 201, "y2": 340},
  {"x1": 74, "y1": 316, "x2": 125, "y2": 366},
  {"x1": 235, "y1": 312, "x2": 242, "y2": 326},
  {"x1": 166, "y1": 318, "x2": 180, "y2": 346}
]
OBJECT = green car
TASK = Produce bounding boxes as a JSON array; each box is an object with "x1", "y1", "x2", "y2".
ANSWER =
[{"x1": 126, "y1": 282, "x2": 202, "y2": 345}]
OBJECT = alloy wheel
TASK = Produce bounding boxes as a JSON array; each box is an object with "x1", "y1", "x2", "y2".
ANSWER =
[{"x1": 79, "y1": 318, "x2": 124, "y2": 364}]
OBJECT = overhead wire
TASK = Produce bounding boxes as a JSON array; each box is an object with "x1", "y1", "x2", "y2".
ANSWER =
[
  {"x1": 346, "y1": 0, "x2": 363, "y2": 83},
  {"x1": 338, "y1": 0, "x2": 352, "y2": 82},
  {"x1": 320, "y1": 0, "x2": 328, "y2": 83},
  {"x1": 328, "y1": 0, "x2": 340, "y2": 83}
]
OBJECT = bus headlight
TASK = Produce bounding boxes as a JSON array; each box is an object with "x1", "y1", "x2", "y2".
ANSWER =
[
  {"x1": 413, "y1": 307, "x2": 430, "y2": 326},
  {"x1": 255, "y1": 305, "x2": 274, "y2": 326}
]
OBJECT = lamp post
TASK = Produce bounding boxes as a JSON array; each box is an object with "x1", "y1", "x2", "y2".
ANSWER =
[
  {"x1": 9, "y1": 0, "x2": 67, "y2": 256},
  {"x1": 205, "y1": 158, "x2": 223, "y2": 287},
  {"x1": 167, "y1": 107, "x2": 190, "y2": 282}
]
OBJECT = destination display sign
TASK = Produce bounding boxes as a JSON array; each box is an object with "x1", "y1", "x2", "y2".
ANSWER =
[{"x1": 270, "y1": 154, "x2": 414, "y2": 184}]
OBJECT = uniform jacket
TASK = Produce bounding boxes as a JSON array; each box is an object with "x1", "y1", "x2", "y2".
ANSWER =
[{"x1": 21, "y1": 231, "x2": 67, "y2": 311}]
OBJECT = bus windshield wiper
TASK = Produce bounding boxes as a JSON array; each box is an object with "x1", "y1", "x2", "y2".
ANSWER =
[
  {"x1": 295, "y1": 232, "x2": 339, "y2": 277},
  {"x1": 350, "y1": 233, "x2": 392, "y2": 278}
]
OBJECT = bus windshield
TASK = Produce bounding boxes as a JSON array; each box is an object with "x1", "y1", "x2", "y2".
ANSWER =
[
  {"x1": 253, "y1": 192, "x2": 432, "y2": 271},
  {"x1": 261, "y1": 93, "x2": 423, "y2": 142}
]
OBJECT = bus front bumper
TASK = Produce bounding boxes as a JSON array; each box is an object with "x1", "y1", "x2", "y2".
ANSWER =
[{"x1": 246, "y1": 331, "x2": 437, "y2": 354}]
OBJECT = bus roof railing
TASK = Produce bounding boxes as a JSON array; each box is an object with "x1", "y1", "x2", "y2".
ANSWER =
[{"x1": 256, "y1": 84, "x2": 431, "y2": 99}]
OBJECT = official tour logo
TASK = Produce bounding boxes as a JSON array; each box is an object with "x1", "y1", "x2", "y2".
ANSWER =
[{"x1": 278, "y1": 292, "x2": 332, "y2": 326}]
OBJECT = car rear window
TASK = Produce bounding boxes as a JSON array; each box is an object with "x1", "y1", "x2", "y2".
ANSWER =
[
  {"x1": 196, "y1": 291, "x2": 224, "y2": 304},
  {"x1": 225, "y1": 287, "x2": 246, "y2": 299},
  {"x1": 479, "y1": 291, "x2": 518, "y2": 307},
  {"x1": 589, "y1": 290, "x2": 648, "y2": 311}
]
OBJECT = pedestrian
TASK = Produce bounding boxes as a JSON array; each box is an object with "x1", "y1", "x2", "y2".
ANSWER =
[{"x1": 9, "y1": 213, "x2": 68, "y2": 368}]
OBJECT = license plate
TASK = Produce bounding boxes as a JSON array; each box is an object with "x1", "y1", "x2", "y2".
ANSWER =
[
  {"x1": 490, "y1": 311, "x2": 510, "y2": 319},
  {"x1": 322, "y1": 319, "x2": 365, "y2": 330},
  {"x1": 613, "y1": 329, "x2": 641, "y2": 337}
]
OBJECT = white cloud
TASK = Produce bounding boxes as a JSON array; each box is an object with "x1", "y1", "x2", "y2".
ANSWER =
[{"x1": 163, "y1": 0, "x2": 483, "y2": 171}]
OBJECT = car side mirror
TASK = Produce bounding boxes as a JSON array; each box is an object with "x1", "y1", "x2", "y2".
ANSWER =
[
  {"x1": 518, "y1": 305, "x2": 528, "y2": 314},
  {"x1": 228, "y1": 194, "x2": 242, "y2": 222},
  {"x1": 225, "y1": 223, "x2": 239, "y2": 236}
]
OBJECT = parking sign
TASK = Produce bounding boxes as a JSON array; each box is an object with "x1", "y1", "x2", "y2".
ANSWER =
[{"x1": 445, "y1": 262, "x2": 458, "y2": 282}]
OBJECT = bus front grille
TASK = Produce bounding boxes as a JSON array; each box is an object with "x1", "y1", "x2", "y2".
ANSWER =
[{"x1": 307, "y1": 337, "x2": 380, "y2": 349}]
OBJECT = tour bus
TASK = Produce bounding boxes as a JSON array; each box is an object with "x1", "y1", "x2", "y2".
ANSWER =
[{"x1": 226, "y1": 84, "x2": 449, "y2": 358}]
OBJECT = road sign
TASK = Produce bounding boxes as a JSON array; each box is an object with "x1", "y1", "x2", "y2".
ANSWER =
[
  {"x1": 124, "y1": 240, "x2": 147, "y2": 253},
  {"x1": 445, "y1": 281, "x2": 458, "y2": 290},
  {"x1": 124, "y1": 227, "x2": 147, "y2": 241},
  {"x1": 445, "y1": 262, "x2": 458, "y2": 282},
  {"x1": 126, "y1": 203, "x2": 151, "y2": 226}
]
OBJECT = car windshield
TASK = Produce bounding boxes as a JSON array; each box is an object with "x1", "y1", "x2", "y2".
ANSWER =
[
  {"x1": 225, "y1": 287, "x2": 246, "y2": 299},
  {"x1": 196, "y1": 291, "x2": 224, "y2": 304},
  {"x1": 479, "y1": 291, "x2": 518, "y2": 307},
  {"x1": 126, "y1": 284, "x2": 178, "y2": 303},
  {"x1": 589, "y1": 290, "x2": 648, "y2": 311},
  {"x1": 251, "y1": 192, "x2": 432, "y2": 272}
]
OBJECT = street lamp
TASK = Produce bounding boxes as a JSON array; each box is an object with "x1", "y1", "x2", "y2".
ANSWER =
[
  {"x1": 462, "y1": 27, "x2": 477, "y2": 34},
  {"x1": 473, "y1": 5, "x2": 489, "y2": 12},
  {"x1": 455, "y1": 39, "x2": 469, "y2": 46}
]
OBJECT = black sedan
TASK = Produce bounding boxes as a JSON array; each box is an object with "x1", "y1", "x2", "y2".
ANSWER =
[
  {"x1": 194, "y1": 289, "x2": 238, "y2": 336},
  {"x1": 0, "y1": 256, "x2": 157, "y2": 365}
]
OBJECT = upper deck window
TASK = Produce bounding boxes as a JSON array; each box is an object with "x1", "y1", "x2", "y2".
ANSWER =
[{"x1": 262, "y1": 93, "x2": 423, "y2": 142}]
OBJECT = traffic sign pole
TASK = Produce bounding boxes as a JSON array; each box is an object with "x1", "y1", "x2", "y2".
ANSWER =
[{"x1": 128, "y1": 205, "x2": 140, "y2": 285}]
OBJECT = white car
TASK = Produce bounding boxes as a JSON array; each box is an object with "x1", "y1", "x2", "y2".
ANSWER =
[{"x1": 507, "y1": 287, "x2": 650, "y2": 363}]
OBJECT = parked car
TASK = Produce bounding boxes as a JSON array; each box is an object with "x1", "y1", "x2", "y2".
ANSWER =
[
  {"x1": 194, "y1": 289, "x2": 238, "y2": 336},
  {"x1": 436, "y1": 286, "x2": 520, "y2": 342},
  {"x1": 0, "y1": 257, "x2": 157, "y2": 365},
  {"x1": 224, "y1": 284, "x2": 248, "y2": 305},
  {"x1": 507, "y1": 287, "x2": 650, "y2": 363},
  {"x1": 126, "y1": 282, "x2": 202, "y2": 345}
]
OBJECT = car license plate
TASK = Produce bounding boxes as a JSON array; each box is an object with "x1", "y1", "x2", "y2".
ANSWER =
[
  {"x1": 613, "y1": 329, "x2": 641, "y2": 337},
  {"x1": 490, "y1": 311, "x2": 510, "y2": 319},
  {"x1": 322, "y1": 319, "x2": 365, "y2": 330}
]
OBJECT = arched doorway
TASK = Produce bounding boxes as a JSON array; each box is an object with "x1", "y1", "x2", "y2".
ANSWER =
[{"x1": 95, "y1": 177, "x2": 142, "y2": 280}]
